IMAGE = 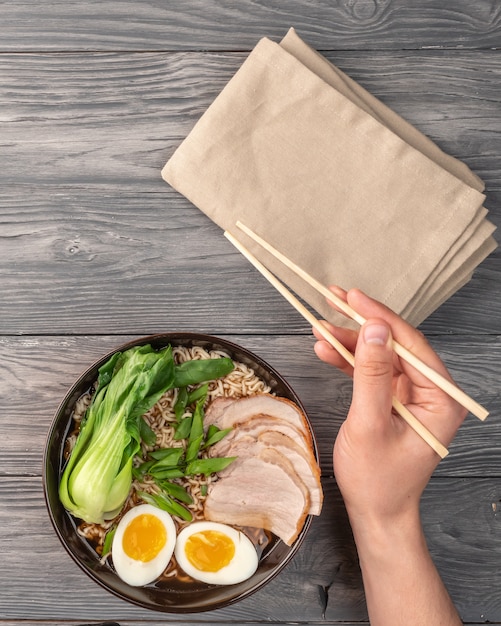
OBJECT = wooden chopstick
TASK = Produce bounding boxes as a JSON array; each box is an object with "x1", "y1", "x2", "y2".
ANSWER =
[
  {"x1": 235, "y1": 220, "x2": 489, "y2": 422},
  {"x1": 224, "y1": 230, "x2": 449, "y2": 459}
]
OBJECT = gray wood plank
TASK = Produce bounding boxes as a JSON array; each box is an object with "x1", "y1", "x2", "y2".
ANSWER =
[
  {"x1": 0, "y1": 623, "x2": 375, "y2": 626},
  {"x1": 2, "y1": 50, "x2": 499, "y2": 191},
  {"x1": 0, "y1": 187, "x2": 499, "y2": 335},
  {"x1": 1, "y1": 49, "x2": 499, "y2": 335},
  {"x1": 0, "y1": 623, "x2": 495, "y2": 626},
  {"x1": 0, "y1": 193, "x2": 311, "y2": 335},
  {"x1": 0, "y1": 618, "x2": 368, "y2": 626},
  {"x1": 1, "y1": 476, "x2": 500, "y2": 623},
  {"x1": 1, "y1": 334, "x2": 500, "y2": 478},
  {"x1": 1, "y1": 0, "x2": 500, "y2": 52},
  {"x1": 2, "y1": 4, "x2": 501, "y2": 624}
]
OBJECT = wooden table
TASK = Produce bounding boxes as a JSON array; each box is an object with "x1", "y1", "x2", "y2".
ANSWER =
[{"x1": 2, "y1": 2, "x2": 500, "y2": 625}]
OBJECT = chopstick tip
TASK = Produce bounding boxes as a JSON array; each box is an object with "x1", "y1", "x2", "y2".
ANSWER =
[{"x1": 477, "y1": 408, "x2": 489, "y2": 421}]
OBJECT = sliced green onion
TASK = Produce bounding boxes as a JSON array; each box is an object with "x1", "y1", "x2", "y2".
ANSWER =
[
  {"x1": 173, "y1": 357, "x2": 234, "y2": 388},
  {"x1": 174, "y1": 416, "x2": 192, "y2": 440},
  {"x1": 149, "y1": 447, "x2": 184, "y2": 469},
  {"x1": 186, "y1": 383, "x2": 209, "y2": 405},
  {"x1": 138, "y1": 490, "x2": 193, "y2": 522},
  {"x1": 174, "y1": 387, "x2": 188, "y2": 421},
  {"x1": 186, "y1": 456, "x2": 236, "y2": 476},
  {"x1": 204, "y1": 425, "x2": 233, "y2": 448},
  {"x1": 155, "y1": 479, "x2": 193, "y2": 504},
  {"x1": 102, "y1": 526, "x2": 116, "y2": 557}
]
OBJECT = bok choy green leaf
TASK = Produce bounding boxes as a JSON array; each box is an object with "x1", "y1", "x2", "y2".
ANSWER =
[
  {"x1": 59, "y1": 345, "x2": 176, "y2": 524},
  {"x1": 59, "y1": 344, "x2": 235, "y2": 524}
]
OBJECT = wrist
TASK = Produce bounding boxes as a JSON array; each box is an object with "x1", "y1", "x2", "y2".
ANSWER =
[
  {"x1": 344, "y1": 504, "x2": 462, "y2": 626},
  {"x1": 347, "y1": 504, "x2": 425, "y2": 563}
]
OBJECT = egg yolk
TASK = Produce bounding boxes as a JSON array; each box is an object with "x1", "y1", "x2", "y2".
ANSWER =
[
  {"x1": 184, "y1": 530, "x2": 236, "y2": 572},
  {"x1": 122, "y1": 513, "x2": 167, "y2": 562}
]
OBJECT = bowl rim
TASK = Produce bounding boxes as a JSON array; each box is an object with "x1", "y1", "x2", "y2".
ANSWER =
[{"x1": 42, "y1": 332, "x2": 316, "y2": 613}]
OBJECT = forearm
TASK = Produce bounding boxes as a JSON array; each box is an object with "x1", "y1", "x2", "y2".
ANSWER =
[{"x1": 349, "y1": 509, "x2": 462, "y2": 626}]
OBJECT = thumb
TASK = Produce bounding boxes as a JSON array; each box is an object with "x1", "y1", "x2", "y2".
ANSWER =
[{"x1": 350, "y1": 319, "x2": 394, "y2": 425}]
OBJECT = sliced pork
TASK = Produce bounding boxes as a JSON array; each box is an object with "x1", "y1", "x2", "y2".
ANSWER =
[
  {"x1": 256, "y1": 431, "x2": 323, "y2": 515},
  {"x1": 209, "y1": 413, "x2": 311, "y2": 453},
  {"x1": 210, "y1": 429, "x2": 323, "y2": 516},
  {"x1": 204, "y1": 393, "x2": 323, "y2": 544},
  {"x1": 205, "y1": 394, "x2": 312, "y2": 446},
  {"x1": 204, "y1": 447, "x2": 310, "y2": 546}
]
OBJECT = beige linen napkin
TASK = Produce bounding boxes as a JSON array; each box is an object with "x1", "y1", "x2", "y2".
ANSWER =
[{"x1": 162, "y1": 28, "x2": 496, "y2": 327}]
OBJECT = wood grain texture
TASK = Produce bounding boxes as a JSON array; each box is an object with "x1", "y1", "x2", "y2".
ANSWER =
[
  {"x1": 1, "y1": 476, "x2": 500, "y2": 623},
  {"x1": 1, "y1": 49, "x2": 499, "y2": 335},
  {"x1": 0, "y1": 186, "x2": 499, "y2": 335},
  {"x1": 2, "y1": 1, "x2": 501, "y2": 623},
  {"x1": 2, "y1": 50, "x2": 500, "y2": 189},
  {"x1": 0, "y1": 619, "x2": 497, "y2": 625},
  {"x1": 1, "y1": 0, "x2": 500, "y2": 52},
  {"x1": 1, "y1": 334, "x2": 499, "y2": 478}
]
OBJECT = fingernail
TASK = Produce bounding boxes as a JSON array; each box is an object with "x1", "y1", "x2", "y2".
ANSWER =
[{"x1": 363, "y1": 323, "x2": 389, "y2": 346}]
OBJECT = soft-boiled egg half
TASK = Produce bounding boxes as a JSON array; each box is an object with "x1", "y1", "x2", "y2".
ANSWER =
[
  {"x1": 112, "y1": 504, "x2": 177, "y2": 586},
  {"x1": 174, "y1": 521, "x2": 259, "y2": 585}
]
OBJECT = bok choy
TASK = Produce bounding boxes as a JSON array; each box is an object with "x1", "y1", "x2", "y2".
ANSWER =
[{"x1": 59, "y1": 344, "x2": 234, "y2": 524}]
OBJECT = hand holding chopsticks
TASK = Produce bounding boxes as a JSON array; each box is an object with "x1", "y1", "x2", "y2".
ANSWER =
[
  {"x1": 233, "y1": 221, "x2": 488, "y2": 422},
  {"x1": 224, "y1": 222, "x2": 489, "y2": 459}
]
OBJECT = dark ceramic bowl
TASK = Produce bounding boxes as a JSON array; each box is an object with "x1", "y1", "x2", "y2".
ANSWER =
[{"x1": 43, "y1": 333, "x2": 317, "y2": 613}]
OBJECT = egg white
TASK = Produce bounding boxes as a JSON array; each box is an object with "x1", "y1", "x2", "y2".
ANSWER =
[
  {"x1": 174, "y1": 521, "x2": 259, "y2": 585},
  {"x1": 112, "y1": 504, "x2": 177, "y2": 586}
]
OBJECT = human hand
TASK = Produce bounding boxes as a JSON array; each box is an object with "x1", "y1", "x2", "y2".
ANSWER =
[{"x1": 313, "y1": 287, "x2": 467, "y2": 526}]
